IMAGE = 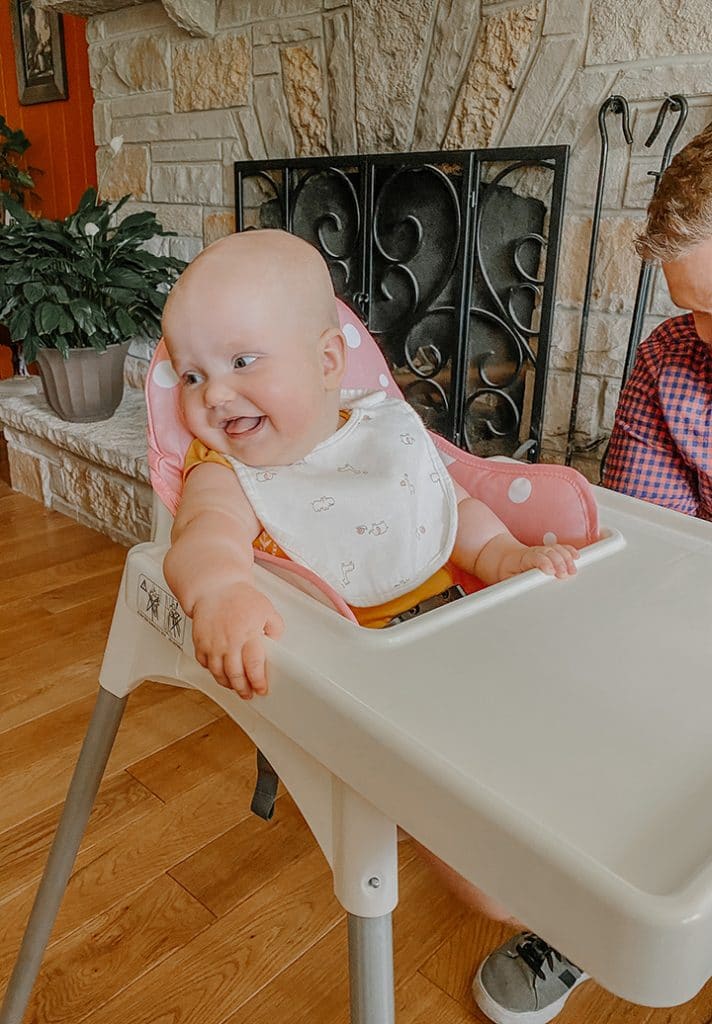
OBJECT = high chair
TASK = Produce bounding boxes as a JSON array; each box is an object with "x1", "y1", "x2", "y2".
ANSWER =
[{"x1": 3, "y1": 301, "x2": 712, "y2": 1024}]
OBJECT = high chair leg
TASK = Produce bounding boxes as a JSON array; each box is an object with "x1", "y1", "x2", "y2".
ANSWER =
[
  {"x1": 347, "y1": 913, "x2": 395, "y2": 1024},
  {"x1": 0, "y1": 687, "x2": 128, "y2": 1024}
]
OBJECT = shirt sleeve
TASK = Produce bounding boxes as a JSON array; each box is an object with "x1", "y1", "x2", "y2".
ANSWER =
[
  {"x1": 183, "y1": 439, "x2": 231, "y2": 480},
  {"x1": 602, "y1": 331, "x2": 700, "y2": 516}
]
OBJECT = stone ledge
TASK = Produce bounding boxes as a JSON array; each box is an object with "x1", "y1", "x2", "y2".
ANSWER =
[
  {"x1": 0, "y1": 388, "x2": 152, "y2": 546},
  {"x1": 0, "y1": 389, "x2": 149, "y2": 483},
  {"x1": 40, "y1": 0, "x2": 217, "y2": 35}
]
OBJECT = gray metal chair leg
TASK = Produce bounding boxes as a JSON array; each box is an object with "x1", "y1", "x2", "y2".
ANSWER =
[
  {"x1": 347, "y1": 912, "x2": 395, "y2": 1024},
  {"x1": 0, "y1": 687, "x2": 128, "y2": 1024}
]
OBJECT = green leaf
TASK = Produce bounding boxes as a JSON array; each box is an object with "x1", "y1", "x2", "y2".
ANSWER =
[
  {"x1": 2, "y1": 264, "x2": 32, "y2": 285},
  {"x1": 23, "y1": 281, "x2": 45, "y2": 304},
  {"x1": 35, "y1": 302, "x2": 62, "y2": 335},
  {"x1": 46, "y1": 284, "x2": 70, "y2": 303},
  {"x1": 107, "y1": 268, "x2": 146, "y2": 289},
  {"x1": 22, "y1": 336, "x2": 42, "y2": 364},
  {"x1": 115, "y1": 308, "x2": 138, "y2": 337},
  {"x1": 57, "y1": 310, "x2": 74, "y2": 335},
  {"x1": 8, "y1": 304, "x2": 32, "y2": 341},
  {"x1": 1, "y1": 194, "x2": 33, "y2": 225}
]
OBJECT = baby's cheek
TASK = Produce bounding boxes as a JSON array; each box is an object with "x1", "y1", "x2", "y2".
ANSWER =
[{"x1": 180, "y1": 393, "x2": 206, "y2": 437}]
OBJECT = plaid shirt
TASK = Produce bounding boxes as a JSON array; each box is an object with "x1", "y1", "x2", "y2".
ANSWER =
[{"x1": 603, "y1": 314, "x2": 712, "y2": 521}]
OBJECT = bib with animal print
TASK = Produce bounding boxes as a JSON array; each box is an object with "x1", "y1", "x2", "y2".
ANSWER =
[{"x1": 228, "y1": 390, "x2": 457, "y2": 606}]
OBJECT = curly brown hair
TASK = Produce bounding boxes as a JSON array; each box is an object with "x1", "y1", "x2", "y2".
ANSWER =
[{"x1": 635, "y1": 122, "x2": 712, "y2": 262}]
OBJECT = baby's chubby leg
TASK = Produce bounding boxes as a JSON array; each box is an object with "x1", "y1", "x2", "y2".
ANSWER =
[{"x1": 397, "y1": 828, "x2": 522, "y2": 926}]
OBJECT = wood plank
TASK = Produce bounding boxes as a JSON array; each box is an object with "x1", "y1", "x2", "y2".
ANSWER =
[
  {"x1": 420, "y1": 915, "x2": 516, "y2": 1011},
  {"x1": 0, "y1": 682, "x2": 219, "y2": 833},
  {"x1": 0, "y1": 569, "x2": 123, "y2": 635},
  {"x1": 0, "y1": 618, "x2": 114, "y2": 695},
  {"x1": 169, "y1": 792, "x2": 316, "y2": 917},
  {"x1": 0, "y1": 524, "x2": 114, "y2": 584},
  {"x1": 0, "y1": 771, "x2": 160, "y2": 906},
  {"x1": 559, "y1": 984, "x2": 653, "y2": 1024},
  {"x1": 0, "y1": 756, "x2": 259, "y2": 970},
  {"x1": 0, "y1": 660, "x2": 104, "y2": 736},
  {"x1": 0, "y1": 503, "x2": 82, "y2": 550},
  {"x1": 127, "y1": 714, "x2": 250, "y2": 803},
  {"x1": 0, "y1": 591, "x2": 117, "y2": 665},
  {"x1": 25, "y1": 875, "x2": 214, "y2": 1024},
  {"x1": 81, "y1": 846, "x2": 340, "y2": 1024},
  {"x1": 0, "y1": 546, "x2": 126, "y2": 610},
  {"x1": 397, "y1": 971, "x2": 480, "y2": 1024},
  {"x1": 221, "y1": 841, "x2": 468, "y2": 1024}
]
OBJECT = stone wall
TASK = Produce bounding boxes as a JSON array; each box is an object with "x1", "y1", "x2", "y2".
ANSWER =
[{"x1": 47, "y1": 0, "x2": 712, "y2": 478}]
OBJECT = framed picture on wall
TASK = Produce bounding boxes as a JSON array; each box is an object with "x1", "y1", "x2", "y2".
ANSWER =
[{"x1": 10, "y1": 0, "x2": 68, "y2": 105}]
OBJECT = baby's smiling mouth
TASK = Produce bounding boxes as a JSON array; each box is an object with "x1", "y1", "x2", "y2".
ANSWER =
[{"x1": 222, "y1": 415, "x2": 264, "y2": 437}]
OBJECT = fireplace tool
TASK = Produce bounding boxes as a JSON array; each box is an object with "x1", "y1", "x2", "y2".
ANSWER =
[
  {"x1": 621, "y1": 94, "x2": 689, "y2": 387},
  {"x1": 565, "y1": 94, "x2": 633, "y2": 466}
]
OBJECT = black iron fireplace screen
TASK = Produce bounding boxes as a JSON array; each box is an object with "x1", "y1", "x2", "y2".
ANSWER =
[{"x1": 234, "y1": 146, "x2": 569, "y2": 461}]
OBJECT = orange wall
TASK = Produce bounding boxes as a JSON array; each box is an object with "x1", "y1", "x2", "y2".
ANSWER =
[
  {"x1": 0, "y1": 9, "x2": 97, "y2": 217},
  {"x1": 1, "y1": 8, "x2": 96, "y2": 376}
]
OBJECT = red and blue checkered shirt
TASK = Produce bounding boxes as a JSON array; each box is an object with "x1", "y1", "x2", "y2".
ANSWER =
[{"x1": 603, "y1": 313, "x2": 712, "y2": 521}]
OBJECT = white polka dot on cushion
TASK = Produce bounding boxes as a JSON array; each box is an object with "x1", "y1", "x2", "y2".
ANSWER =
[
  {"x1": 343, "y1": 323, "x2": 362, "y2": 349},
  {"x1": 379, "y1": 373, "x2": 389, "y2": 388},
  {"x1": 153, "y1": 360, "x2": 179, "y2": 388},
  {"x1": 507, "y1": 477, "x2": 532, "y2": 504},
  {"x1": 543, "y1": 531, "x2": 558, "y2": 545}
]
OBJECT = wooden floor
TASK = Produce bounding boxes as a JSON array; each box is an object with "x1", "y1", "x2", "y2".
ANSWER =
[{"x1": 2, "y1": 460, "x2": 712, "y2": 1023}]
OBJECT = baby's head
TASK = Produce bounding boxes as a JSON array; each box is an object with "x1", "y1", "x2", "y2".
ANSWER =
[{"x1": 163, "y1": 229, "x2": 346, "y2": 466}]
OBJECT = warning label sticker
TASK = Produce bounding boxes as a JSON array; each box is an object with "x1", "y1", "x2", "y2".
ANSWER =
[{"x1": 137, "y1": 575, "x2": 186, "y2": 648}]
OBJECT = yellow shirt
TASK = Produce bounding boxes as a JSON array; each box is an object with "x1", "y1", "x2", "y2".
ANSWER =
[{"x1": 184, "y1": 437, "x2": 454, "y2": 628}]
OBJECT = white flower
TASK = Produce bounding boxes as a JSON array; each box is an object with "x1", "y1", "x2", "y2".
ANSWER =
[
  {"x1": 85, "y1": 222, "x2": 100, "y2": 237},
  {"x1": 109, "y1": 135, "x2": 124, "y2": 156}
]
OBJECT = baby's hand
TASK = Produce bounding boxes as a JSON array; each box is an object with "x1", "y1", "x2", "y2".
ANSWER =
[
  {"x1": 518, "y1": 543, "x2": 579, "y2": 579},
  {"x1": 190, "y1": 583, "x2": 284, "y2": 699}
]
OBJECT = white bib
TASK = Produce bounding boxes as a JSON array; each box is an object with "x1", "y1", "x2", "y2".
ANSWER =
[{"x1": 228, "y1": 390, "x2": 457, "y2": 606}]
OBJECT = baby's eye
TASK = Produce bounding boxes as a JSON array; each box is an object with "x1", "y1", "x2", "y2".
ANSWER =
[
  {"x1": 182, "y1": 370, "x2": 204, "y2": 386},
  {"x1": 232, "y1": 355, "x2": 257, "y2": 369}
]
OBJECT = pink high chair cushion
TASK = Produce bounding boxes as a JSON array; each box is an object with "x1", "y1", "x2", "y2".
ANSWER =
[{"x1": 146, "y1": 298, "x2": 599, "y2": 621}]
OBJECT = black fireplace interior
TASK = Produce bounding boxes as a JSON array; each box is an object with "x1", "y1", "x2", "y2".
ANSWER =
[{"x1": 235, "y1": 147, "x2": 569, "y2": 462}]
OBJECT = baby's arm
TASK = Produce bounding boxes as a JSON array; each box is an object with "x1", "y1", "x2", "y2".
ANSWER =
[
  {"x1": 163, "y1": 462, "x2": 284, "y2": 698},
  {"x1": 451, "y1": 482, "x2": 578, "y2": 584}
]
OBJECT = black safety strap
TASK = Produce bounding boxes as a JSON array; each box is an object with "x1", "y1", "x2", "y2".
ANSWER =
[{"x1": 250, "y1": 748, "x2": 279, "y2": 820}]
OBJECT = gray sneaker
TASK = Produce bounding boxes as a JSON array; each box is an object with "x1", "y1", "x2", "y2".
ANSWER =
[{"x1": 472, "y1": 932, "x2": 589, "y2": 1024}]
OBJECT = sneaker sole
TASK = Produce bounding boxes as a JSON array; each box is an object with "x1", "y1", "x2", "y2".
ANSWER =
[{"x1": 472, "y1": 963, "x2": 589, "y2": 1024}]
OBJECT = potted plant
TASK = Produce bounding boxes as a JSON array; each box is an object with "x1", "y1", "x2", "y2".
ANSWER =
[
  {"x1": 0, "y1": 115, "x2": 38, "y2": 213},
  {"x1": 0, "y1": 188, "x2": 185, "y2": 421},
  {"x1": 0, "y1": 115, "x2": 40, "y2": 389}
]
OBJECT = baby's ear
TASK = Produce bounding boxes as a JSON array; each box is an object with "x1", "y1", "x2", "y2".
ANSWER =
[{"x1": 320, "y1": 326, "x2": 347, "y2": 389}]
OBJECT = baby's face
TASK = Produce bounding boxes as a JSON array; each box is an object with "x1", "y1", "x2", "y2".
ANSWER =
[{"x1": 166, "y1": 283, "x2": 343, "y2": 467}]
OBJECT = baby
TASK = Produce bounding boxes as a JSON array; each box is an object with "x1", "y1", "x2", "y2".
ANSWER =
[{"x1": 162, "y1": 229, "x2": 578, "y2": 698}]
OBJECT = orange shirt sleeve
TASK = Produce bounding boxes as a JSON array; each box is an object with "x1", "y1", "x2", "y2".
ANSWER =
[{"x1": 182, "y1": 438, "x2": 231, "y2": 480}]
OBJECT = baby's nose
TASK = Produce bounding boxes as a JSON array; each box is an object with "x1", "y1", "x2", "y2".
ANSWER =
[{"x1": 204, "y1": 379, "x2": 233, "y2": 408}]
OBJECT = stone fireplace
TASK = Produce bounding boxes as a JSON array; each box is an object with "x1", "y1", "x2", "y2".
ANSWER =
[{"x1": 7, "y1": 0, "x2": 712, "y2": 542}]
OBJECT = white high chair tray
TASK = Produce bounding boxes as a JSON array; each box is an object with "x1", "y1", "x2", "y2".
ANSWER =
[{"x1": 111, "y1": 486, "x2": 712, "y2": 1008}]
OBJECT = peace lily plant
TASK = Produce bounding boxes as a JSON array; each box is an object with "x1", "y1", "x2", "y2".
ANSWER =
[
  {"x1": 0, "y1": 141, "x2": 186, "y2": 421},
  {"x1": 0, "y1": 186, "x2": 185, "y2": 366}
]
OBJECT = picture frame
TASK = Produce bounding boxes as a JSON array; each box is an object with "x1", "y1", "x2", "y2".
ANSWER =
[{"x1": 10, "y1": 0, "x2": 68, "y2": 106}]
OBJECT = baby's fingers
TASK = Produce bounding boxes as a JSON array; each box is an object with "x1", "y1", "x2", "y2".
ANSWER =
[
  {"x1": 265, "y1": 607, "x2": 285, "y2": 640},
  {"x1": 204, "y1": 652, "x2": 237, "y2": 692},
  {"x1": 242, "y1": 635, "x2": 268, "y2": 695},
  {"x1": 223, "y1": 651, "x2": 254, "y2": 700},
  {"x1": 543, "y1": 545, "x2": 578, "y2": 578}
]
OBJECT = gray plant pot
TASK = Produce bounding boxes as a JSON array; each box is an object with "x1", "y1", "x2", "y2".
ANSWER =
[{"x1": 36, "y1": 341, "x2": 131, "y2": 423}]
